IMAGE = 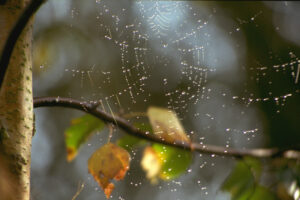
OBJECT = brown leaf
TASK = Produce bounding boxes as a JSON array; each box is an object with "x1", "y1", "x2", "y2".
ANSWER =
[{"x1": 88, "y1": 143, "x2": 130, "y2": 198}]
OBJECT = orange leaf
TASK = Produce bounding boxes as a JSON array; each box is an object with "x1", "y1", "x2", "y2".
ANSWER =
[{"x1": 88, "y1": 143, "x2": 130, "y2": 198}]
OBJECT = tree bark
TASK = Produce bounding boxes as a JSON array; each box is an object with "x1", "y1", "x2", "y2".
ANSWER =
[{"x1": 0, "y1": 1, "x2": 33, "y2": 200}]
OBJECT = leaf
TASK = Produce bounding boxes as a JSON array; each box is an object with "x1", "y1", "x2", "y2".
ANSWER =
[
  {"x1": 65, "y1": 114, "x2": 105, "y2": 161},
  {"x1": 141, "y1": 107, "x2": 192, "y2": 183},
  {"x1": 88, "y1": 143, "x2": 130, "y2": 199},
  {"x1": 243, "y1": 157, "x2": 262, "y2": 179},
  {"x1": 117, "y1": 123, "x2": 151, "y2": 151},
  {"x1": 134, "y1": 122, "x2": 154, "y2": 133},
  {"x1": 141, "y1": 146, "x2": 161, "y2": 184},
  {"x1": 250, "y1": 186, "x2": 277, "y2": 200},
  {"x1": 147, "y1": 107, "x2": 190, "y2": 144},
  {"x1": 153, "y1": 144, "x2": 192, "y2": 180},
  {"x1": 222, "y1": 160, "x2": 255, "y2": 200},
  {"x1": 141, "y1": 144, "x2": 192, "y2": 183},
  {"x1": 117, "y1": 135, "x2": 144, "y2": 151},
  {"x1": 221, "y1": 158, "x2": 277, "y2": 200}
]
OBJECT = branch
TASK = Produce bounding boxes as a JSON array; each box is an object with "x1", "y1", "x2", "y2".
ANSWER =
[
  {"x1": 33, "y1": 96, "x2": 300, "y2": 160},
  {"x1": 0, "y1": 0, "x2": 46, "y2": 89}
]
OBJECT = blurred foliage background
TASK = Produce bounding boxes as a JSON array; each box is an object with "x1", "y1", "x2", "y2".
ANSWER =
[{"x1": 31, "y1": 1, "x2": 300, "y2": 200}]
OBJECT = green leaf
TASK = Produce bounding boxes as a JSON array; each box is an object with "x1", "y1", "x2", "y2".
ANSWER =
[
  {"x1": 152, "y1": 143, "x2": 192, "y2": 180},
  {"x1": 222, "y1": 158, "x2": 277, "y2": 200},
  {"x1": 117, "y1": 135, "x2": 144, "y2": 151},
  {"x1": 243, "y1": 157, "x2": 262, "y2": 178},
  {"x1": 117, "y1": 122, "x2": 151, "y2": 151},
  {"x1": 250, "y1": 186, "x2": 277, "y2": 200},
  {"x1": 134, "y1": 122, "x2": 153, "y2": 133},
  {"x1": 222, "y1": 159, "x2": 257, "y2": 200},
  {"x1": 65, "y1": 114, "x2": 105, "y2": 161}
]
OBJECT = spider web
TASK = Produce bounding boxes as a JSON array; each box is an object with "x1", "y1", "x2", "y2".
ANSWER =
[
  {"x1": 63, "y1": 0, "x2": 299, "y2": 126},
  {"x1": 33, "y1": 1, "x2": 300, "y2": 199}
]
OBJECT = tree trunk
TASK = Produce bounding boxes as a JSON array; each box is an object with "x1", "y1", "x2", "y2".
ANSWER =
[{"x1": 0, "y1": 1, "x2": 33, "y2": 200}]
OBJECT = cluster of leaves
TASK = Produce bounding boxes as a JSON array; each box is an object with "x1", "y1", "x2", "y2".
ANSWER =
[
  {"x1": 222, "y1": 156, "x2": 300, "y2": 200},
  {"x1": 64, "y1": 107, "x2": 192, "y2": 198},
  {"x1": 222, "y1": 157, "x2": 275, "y2": 200},
  {"x1": 64, "y1": 106, "x2": 298, "y2": 199}
]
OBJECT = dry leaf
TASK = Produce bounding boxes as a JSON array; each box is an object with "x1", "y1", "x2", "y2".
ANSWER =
[
  {"x1": 88, "y1": 143, "x2": 130, "y2": 198},
  {"x1": 147, "y1": 107, "x2": 190, "y2": 144}
]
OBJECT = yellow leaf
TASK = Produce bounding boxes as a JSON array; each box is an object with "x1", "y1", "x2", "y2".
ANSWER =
[
  {"x1": 147, "y1": 107, "x2": 190, "y2": 144},
  {"x1": 141, "y1": 147, "x2": 161, "y2": 184},
  {"x1": 88, "y1": 143, "x2": 130, "y2": 199}
]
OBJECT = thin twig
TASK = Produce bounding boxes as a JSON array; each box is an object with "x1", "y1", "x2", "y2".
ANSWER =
[
  {"x1": 71, "y1": 181, "x2": 85, "y2": 200},
  {"x1": 33, "y1": 96, "x2": 300, "y2": 160},
  {"x1": 107, "y1": 124, "x2": 113, "y2": 143},
  {"x1": 0, "y1": 0, "x2": 46, "y2": 89}
]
